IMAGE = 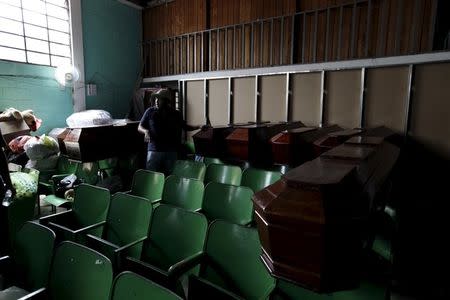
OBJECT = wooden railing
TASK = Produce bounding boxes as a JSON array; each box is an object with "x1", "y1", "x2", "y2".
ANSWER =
[{"x1": 143, "y1": 0, "x2": 438, "y2": 77}]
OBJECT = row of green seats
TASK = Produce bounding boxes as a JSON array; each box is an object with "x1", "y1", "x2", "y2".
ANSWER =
[
  {"x1": 129, "y1": 170, "x2": 254, "y2": 225},
  {"x1": 0, "y1": 222, "x2": 181, "y2": 299},
  {"x1": 172, "y1": 160, "x2": 282, "y2": 192}
]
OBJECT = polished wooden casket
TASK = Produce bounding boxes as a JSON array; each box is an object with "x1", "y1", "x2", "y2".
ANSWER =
[
  {"x1": 253, "y1": 130, "x2": 400, "y2": 293},
  {"x1": 225, "y1": 121, "x2": 304, "y2": 167},
  {"x1": 313, "y1": 129, "x2": 364, "y2": 156},
  {"x1": 270, "y1": 125, "x2": 343, "y2": 167},
  {"x1": 192, "y1": 125, "x2": 234, "y2": 159},
  {"x1": 63, "y1": 121, "x2": 144, "y2": 162}
]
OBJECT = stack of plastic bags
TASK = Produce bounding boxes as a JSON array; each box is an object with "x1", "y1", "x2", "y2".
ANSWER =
[{"x1": 24, "y1": 135, "x2": 59, "y2": 171}]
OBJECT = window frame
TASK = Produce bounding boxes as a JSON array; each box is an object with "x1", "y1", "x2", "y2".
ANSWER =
[{"x1": 0, "y1": 0, "x2": 73, "y2": 68}]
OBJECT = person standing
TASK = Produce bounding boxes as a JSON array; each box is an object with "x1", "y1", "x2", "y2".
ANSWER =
[{"x1": 138, "y1": 89, "x2": 200, "y2": 175}]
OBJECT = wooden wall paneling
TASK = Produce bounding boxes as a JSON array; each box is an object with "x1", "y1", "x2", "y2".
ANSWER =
[
  {"x1": 325, "y1": 69, "x2": 362, "y2": 128},
  {"x1": 410, "y1": 63, "x2": 450, "y2": 157},
  {"x1": 244, "y1": 24, "x2": 251, "y2": 68},
  {"x1": 418, "y1": 0, "x2": 432, "y2": 52},
  {"x1": 186, "y1": 80, "x2": 206, "y2": 140},
  {"x1": 291, "y1": 72, "x2": 322, "y2": 126},
  {"x1": 355, "y1": 1, "x2": 368, "y2": 58},
  {"x1": 208, "y1": 79, "x2": 230, "y2": 126},
  {"x1": 364, "y1": 66, "x2": 409, "y2": 133},
  {"x1": 233, "y1": 77, "x2": 256, "y2": 123},
  {"x1": 260, "y1": 75, "x2": 287, "y2": 122}
]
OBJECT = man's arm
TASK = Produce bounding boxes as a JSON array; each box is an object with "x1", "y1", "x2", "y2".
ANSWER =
[{"x1": 138, "y1": 124, "x2": 150, "y2": 142}]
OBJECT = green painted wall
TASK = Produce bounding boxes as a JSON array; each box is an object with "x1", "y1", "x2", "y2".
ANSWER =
[
  {"x1": 82, "y1": 0, "x2": 142, "y2": 118},
  {"x1": 0, "y1": 60, "x2": 73, "y2": 135}
]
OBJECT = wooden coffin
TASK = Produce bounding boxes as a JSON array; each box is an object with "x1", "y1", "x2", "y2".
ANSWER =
[
  {"x1": 63, "y1": 121, "x2": 144, "y2": 162},
  {"x1": 313, "y1": 129, "x2": 364, "y2": 156},
  {"x1": 253, "y1": 133, "x2": 400, "y2": 293},
  {"x1": 225, "y1": 121, "x2": 304, "y2": 167},
  {"x1": 192, "y1": 125, "x2": 234, "y2": 158},
  {"x1": 270, "y1": 125, "x2": 343, "y2": 167}
]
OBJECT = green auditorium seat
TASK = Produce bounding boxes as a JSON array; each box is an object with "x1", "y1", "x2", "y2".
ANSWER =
[
  {"x1": 128, "y1": 169, "x2": 165, "y2": 204},
  {"x1": 40, "y1": 184, "x2": 110, "y2": 243},
  {"x1": 188, "y1": 220, "x2": 275, "y2": 300},
  {"x1": 241, "y1": 168, "x2": 281, "y2": 193},
  {"x1": 162, "y1": 176, "x2": 204, "y2": 211},
  {"x1": 204, "y1": 164, "x2": 242, "y2": 186},
  {"x1": 85, "y1": 193, "x2": 152, "y2": 268},
  {"x1": 125, "y1": 205, "x2": 207, "y2": 292},
  {"x1": 202, "y1": 182, "x2": 254, "y2": 225},
  {"x1": 0, "y1": 222, "x2": 55, "y2": 300},
  {"x1": 172, "y1": 160, "x2": 206, "y2": 181},
  {"x1": 42, "y1": 161, "x2": 100, "y2": 209},
  {"x1": 202, "y1": 157, "x2": 223, "y2": 166},
  {"x1": 39, "y1": 156, "x2": 78, "y2": 193},
  {"x1": 23, "y1": 241, "x2": 113, "y2": 300},
  {"x1": 111, "y1": 271, "x2": 182, "y2": 300}
]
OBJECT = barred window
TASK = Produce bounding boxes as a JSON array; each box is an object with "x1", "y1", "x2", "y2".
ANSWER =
[{"x1": 0, "y1": 0, "x2": 71, "y2": 67}]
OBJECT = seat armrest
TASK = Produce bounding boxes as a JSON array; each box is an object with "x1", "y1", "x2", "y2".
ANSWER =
[
  {"x1": 18, "y1": 287, "x2": 47, "y2": 300},
  {"x1": 168, "y1": 252, "x2": 204, "y2": 279},
  {"x1": 73, "y1": 221, "x2": 106, "y2": 235},
  {"x1": 125, "y1": 256, "x2": 169, "y2": 286},
  {"x1": 39, "y1": 209, "x2": 73, "y2": 225},
  {"x1": 114, "y1": 236, "x2": 147, "y2": 254}
]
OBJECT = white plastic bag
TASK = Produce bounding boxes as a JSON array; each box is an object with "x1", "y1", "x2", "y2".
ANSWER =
[
  {"x1": 66, "y1": 110, "x2": 113, "y2": 128},
  {"x1": 24, "y1": 135, "x2": 59, "y2": 161}
]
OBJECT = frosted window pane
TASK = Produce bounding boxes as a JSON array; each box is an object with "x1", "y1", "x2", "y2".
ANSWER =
[
  {"x1": 50, "y1": 43, "x2": 70, "y2": 57},
  {"x1": 0, "y1": 3, "x2": 22, "y2": 21},
  {"x1": 46, "y1": 4, "x2": 68, "y2": 20},
  {"x1": 51, "y1": 55, "x2": 70, "y2": 67},
  {"x1": 49, "y1": 30, "x2": 69, "y2": 45},
  {"x1": 23, "y1": 10, "x2": 47, "y2": 27},
  {"x1": 24, "y1": 24, "x2": 48, "y2": 40},
  {"x1": 0, "y1": 0, "x2": 21, "y2": 7},
  {"x1": 0, "y1": 32, "x2": 24, "y2": 49},
  {"x1": 48, "y1": 17, "x2": 69, "y2": 32},
  {"x1": 0, "y1": 46, "x2": 26, "y2": 62},
  {"x1": 46, "y1": 0, "x2": 67, "y2": 7},
  {"x1": 23, "y1": 0, "x2": 46, "y2": 14},
  {"x1": 27, "y1": 51, "x2": 50, "y2": 65},
  {"x1": 0, "y1": 17, "x2": 23, "y2": 35},
  {"x1": 26, "y1": 38, "x2": 49, "y2": 53}
]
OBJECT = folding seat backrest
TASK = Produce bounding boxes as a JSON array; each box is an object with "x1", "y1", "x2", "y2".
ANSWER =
[
  {"x1": 49, "y1": 241, "x2": 113, "y2": 300},
  {"x1": 203, "y1": 182, "x2": 253, "y2": 225},
  {"x1": 162, "y1": 176, "x2": 204, "y2": 211},
  {"x1": 111, "y1": 271, "x2": 182, "y2": 300},
  {"x1": 241, "y1": 168, "x2": 281, "y2": 193},
  {"x1": 103, "y1": 193, "x2": 152, "y2": 258},
  {"x1": 204, "y1": 164, "x2": 242, "y2": 186},
  {"x1": 130, "y1": 169, "x2": 165, "y2": 202},
  {"x1": 172, "y1": 160, "x2": 206, "y2": 181},
  {"x1": 12, "y1": 222, "x2": 55, "y2": 290},
  {"x1": 140, "y1": 205, "x2": 207, "y2": 271},
  {"x1": 201, "y1": 221, "x2": 276, "y2": 300},
  {"x1": 73, "y1": 184, "x2": 110, "y2": 229}
]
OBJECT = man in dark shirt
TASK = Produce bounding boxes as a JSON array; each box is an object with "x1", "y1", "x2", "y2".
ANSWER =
[{"x1": 138, "y1": 89, "x2": 199, "y2": 175}]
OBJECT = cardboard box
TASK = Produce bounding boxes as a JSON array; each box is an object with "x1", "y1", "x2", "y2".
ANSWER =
[{"x1": 0, "y1": 120, "x2": 30, "y2": 143}]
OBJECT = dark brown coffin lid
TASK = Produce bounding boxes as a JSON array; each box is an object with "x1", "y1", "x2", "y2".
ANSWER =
[
  {"x1": 321, "y1": 144, "x2": 375, "y2": 162},
  {"x1": 283, "y1": 158, "x2": 356, "y2": 186},
  {"x1": 345, "y1": 136, "x2": 384, "y2": 146}
]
